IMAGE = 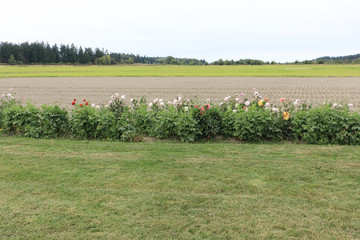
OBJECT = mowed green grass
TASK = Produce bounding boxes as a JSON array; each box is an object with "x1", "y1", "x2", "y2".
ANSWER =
[
  {"x1": 0, "y1": 64, "x2": 360, "y2": 77},
  {"x1": 0, "y1": 137, "x2": 359, "y2": 239}
]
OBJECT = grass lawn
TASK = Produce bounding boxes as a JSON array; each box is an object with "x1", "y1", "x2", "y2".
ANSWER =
[
  {"x1": 0, "y1": 64, "x2": 360, "y2": 77},
  {"x1": 0, "y1": 137, "x2": 359, "y2": 239}
]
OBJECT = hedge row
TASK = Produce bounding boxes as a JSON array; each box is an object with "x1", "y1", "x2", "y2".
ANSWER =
[{"x1": 1, "y1": 90, "x2": 359, "y2": 144}]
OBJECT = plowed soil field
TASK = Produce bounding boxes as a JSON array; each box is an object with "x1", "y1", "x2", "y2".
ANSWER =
[{"x1": 1, "y1": 77, "x2": 359, "y2": 107}]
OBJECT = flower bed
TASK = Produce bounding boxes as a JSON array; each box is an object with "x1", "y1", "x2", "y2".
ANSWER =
[{"x1": 1, "y1": 88, "x2": 359, "y2": 144}]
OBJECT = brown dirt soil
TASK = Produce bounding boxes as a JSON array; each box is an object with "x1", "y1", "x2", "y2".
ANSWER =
[{"x1": 1, "y1": 77, "x2": 359, "y2": 107}]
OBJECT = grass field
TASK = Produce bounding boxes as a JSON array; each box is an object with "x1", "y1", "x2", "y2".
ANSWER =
[
  {"x1": 1, "y1": 64, "x2": 360, "y2": 77},
  {"x1": 0, "y1": 137, "x2": 359, "y2": 239}
]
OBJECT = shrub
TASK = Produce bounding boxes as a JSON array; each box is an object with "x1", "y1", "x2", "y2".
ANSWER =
[
  {"x1": 0, "y1": 90, "x2": 21, "y2": 128},
  {"x1": 109, "y1": 95, "x2": 129, "y2": 119},
  {"x1": 1, "y1": 103, "x2": 42, "y2": 137},
  {"x1": 8, "y1": 54, "x2": 17, "y2": 65},
  {"x1": 175, "y1": 111, "x2": 201, "y2": 142},
  {"x1": 233, "y1": 106, "x2": 285, "y2": 142},
  {"x1": 70, "y1": 105, "x2": 98, "y2": 139},
  {"x1": 292, "y1": 106, "x2": 360, "y2": 144},
  {"x1": 96, "y1": 108, "x2": 117, "y2": 140},
  {"x1": 132, "y1": 104, "x2": 152, "y2": 135},
  {"x1": 115, "y1": 112, "x2": 140, "y2": 142},
  {"x1": 40, "y1": 105, "x2": 69, "y2": 138},
  {"x1": 191, "y1": 105, "x2": 222, "y2": 139},
  {"x1": 150, "y1": 106, "x2": 178, "y2": 139},
  {"x1": 221, "y1": 109, "x2": 237, "y2": 137},
  {"x1": 1, "y1": 88, "x2": 360, "y2": 145},
  {"x1": 335, "y1": 112, "x2": 360, "y2": 145}
]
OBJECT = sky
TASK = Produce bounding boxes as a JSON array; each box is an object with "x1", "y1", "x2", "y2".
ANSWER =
[{"x1": 1, "y1": 0, "x2": 360, "y2": 62}]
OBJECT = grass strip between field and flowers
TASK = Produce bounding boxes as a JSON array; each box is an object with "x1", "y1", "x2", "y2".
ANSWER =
[
  {"x1": 1, "y1": 64, "x2": 360, "y2": 77},
  {"x1": 0, "y1": 137, "x2": 359, "y2": 239}
]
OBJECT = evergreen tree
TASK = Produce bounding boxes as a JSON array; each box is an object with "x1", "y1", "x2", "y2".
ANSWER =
[
  {"x1": 59, "y1": 44, "x2": 67, "y2": 63},
  {"x1": 20, "y1": 42, "x2": 30, "y2": 64},
  {"x1": 68, "y1": 44, "x2": 78, "y2": 63},
  {"x1": 78, "y1": 47, "x2": 86, "y2": 64},
  {"x1": 52, "y1": 44, "x2": 60, "y2": 63},
  {"x1": 95, "y1": 48, "x2": 104, "y2": 59},
  {"x1": 8, "y1": 54, "x2": 17, "y2": 65},
  {"x1": 84, "y1": 48, "x2": 94, "y2": 63}
]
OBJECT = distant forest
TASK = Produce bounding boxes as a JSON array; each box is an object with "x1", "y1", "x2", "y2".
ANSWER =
[
  {"x1": 312, "y1": 54, "x2": 360, "y2": 64},
  {"x1": 0, "y1": 41, "x2": 359, "y2": 65},
  {"x1": 0, "y1": 42, "x2": 208, "y2": 65},
  {"x1": 0, "y1": 42, "x2": 272, "y2": 65}
]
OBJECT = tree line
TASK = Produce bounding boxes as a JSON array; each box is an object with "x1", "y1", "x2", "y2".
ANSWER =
[
  {"x1": 1, "y1": 41, "x2": 359, "y2": 65},
  {"x1": 0, "y1": 42, "x2": 159, "y2": 65},
  {"x1": 211, "y1": 59, "x2": 276, "y2": 65},
  {"x1": 0, "y1": 41, "x2": 271, "y2": 65},
  {"x1": 312, "y1": 54, "x2": 360, "y2": 64},
  {"x1": 0, "y1": 42, "x2": 208, "y2": 65}
]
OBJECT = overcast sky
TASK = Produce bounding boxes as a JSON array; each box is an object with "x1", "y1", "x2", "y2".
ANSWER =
[{"x1": 2, "y1": 0, "x2": 360, "y2": 62}]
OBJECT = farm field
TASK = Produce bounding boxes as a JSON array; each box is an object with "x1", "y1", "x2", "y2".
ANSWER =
[
  {"x1": 1, "y1": 76, "x2": 360, "y2": 107},
  {"x1": 0, "y1": 64, "x2": 360, "y2": 78},
  {"x1": 0, "y1": 137, "x2": 359, "y2": 239}
]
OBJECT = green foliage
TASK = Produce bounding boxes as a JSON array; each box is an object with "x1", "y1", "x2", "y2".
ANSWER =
[
  {"x1": 303, "y1": 60, "x2": 314, "y2": 64},
  {"x1": 221, "y1": 109, "x2": 237, "y2": 137},
  {"x1": 95, "y1": 55, "x2": 112, "y2": 65},
  {"x1": 0, "y1": 42, "x2": 208, "y2": 65},
  {"x1": 8, "y1": 54, "x2": 17, "y2": 65},
  {"x1": 1, "y1": 105, "x2": 22, "y2": 133},
  {"x1": 3, "y1": 41, "x2": 360, "y2": 66},
  {"x1": 191, "y1": 106, "x2": 222, "y2": 139},
  {"x1": 174, "y1": 111, "x2": 201, "y2": 142},
  {"x1": 1, "y1": 103, "x2": 42, "y2": 137},
  {"x1": 159, "y1": 56, "x2": 206, "y2": 65},
  {"x1": 292, "y1": 106, "x2": 360, "y2": 145},
  {"x1": 0, "y1": 93, "x2": 21, "y2": 128},
  {"x1": 132, "y1": 104, "x2": 152, "y2": 135},
  {"x1": 70, "y1": 106, "x2": 98, "y2": 139},
  {"x1": 314, "y1": 54, "x2": 360, "y2": 64},
  {"x1": 233, "y1": 107, "x2": 285, "y2": 142},
  {"x1": 212, "y1": 58, "x2": 265, "y2": 65},
  {"x1": 115, "y1": 112, "x2": 139, "y2": 142},
  {"x1": 40, "y1": 105, "x2": 69, "y2": 138},
  {"x1": 96, "y1": 108, "x2": 117, "y2": 140},
  {"x1": 150, "y1": 107, "x2": 178, "y2": 139},
  {"x1": 1, "y1": 94, "x2": 360, "y2": 144},
  {"x1": 109, "y1": 97, "x2": 129, "y2": 119}
]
